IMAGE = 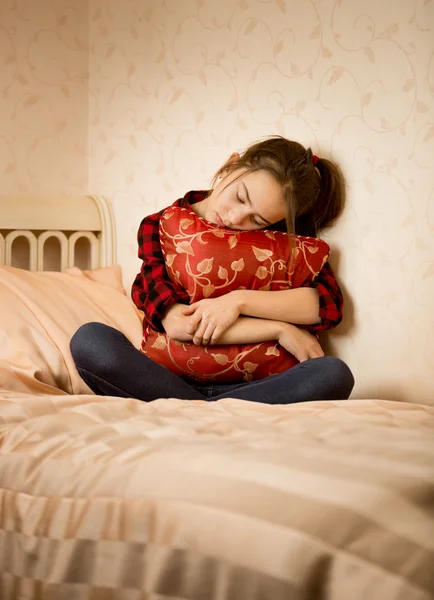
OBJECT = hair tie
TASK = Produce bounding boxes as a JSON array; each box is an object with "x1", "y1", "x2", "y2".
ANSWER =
[{"x1": 312, "y1": 155, "x2": 319, "y2": 166}]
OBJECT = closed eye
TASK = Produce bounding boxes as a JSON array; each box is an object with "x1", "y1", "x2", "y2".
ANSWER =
[
  {"x1": 237, "y1": 192, "x2": 265, "y2": 227},
  {"x1": 237, "y1": 190, "x2": 265, "y2": 228},
  {"x1": 241, "y1": 181, "x2": 273, "y2": 226}
]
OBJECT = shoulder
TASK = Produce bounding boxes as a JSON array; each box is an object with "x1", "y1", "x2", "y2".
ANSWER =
[
  {"x1": 139, "y1": 191, "x2": 210, "y2": 234},
  {"x1": 138, "y1": 196, "x2": 183, "y2": 229}
]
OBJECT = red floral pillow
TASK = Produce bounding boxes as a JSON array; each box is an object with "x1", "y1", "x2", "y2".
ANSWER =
[{"x1": 142, "y1": 205, "x2": 330, "y2": 383}]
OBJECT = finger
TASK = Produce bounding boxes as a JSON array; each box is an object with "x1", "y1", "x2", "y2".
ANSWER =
[
  {"x1": 309, "y1": 346, "x2": 324, "y2": 359},
  {"x1": 186, "y1": 313, "x2": 202, "y2": 336},
  {"x1": 296, "y1": 351, "x2": 309, "y2": 363},
  {"x1": 311, "y1": 342, "x2": 324, "y2": 357},
  {"x1": 192, "y1": 320, "x2": 210, "y2": 345},
  {"x1": 201, "y1": 323, "x2": 217, "y2": 346},
  {"x1": 182, "y1": 304, "x2": 197, "y2": 315},
  {"x1": 210, "y1": 325, "x2": 224, "y2": 345}
]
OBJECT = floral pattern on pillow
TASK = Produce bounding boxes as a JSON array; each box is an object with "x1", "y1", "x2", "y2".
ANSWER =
[{"x1": 141, "y1": 206, "x2": 330, "y2": 383}]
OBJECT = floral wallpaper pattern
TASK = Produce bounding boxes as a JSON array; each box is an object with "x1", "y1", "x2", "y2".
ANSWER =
[
  {"x1": 2, "y1": 0, "x2": 434, "y2": 403},
  {"x1": 0, "y1": 0, "x2": 89, "y2": 193}
]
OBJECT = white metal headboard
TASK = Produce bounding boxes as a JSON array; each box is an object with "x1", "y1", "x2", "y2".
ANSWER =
[{"x1": 0, "y1": 195, "x2": 116, "y2": 271}]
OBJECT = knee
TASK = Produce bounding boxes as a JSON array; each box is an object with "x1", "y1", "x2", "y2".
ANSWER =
[
  {"x1": 70, "y1": 322, "x2": 113, "y2": 373},
  {"x1": 322, "y1": 356, "x2": 354, "y2": 399}
]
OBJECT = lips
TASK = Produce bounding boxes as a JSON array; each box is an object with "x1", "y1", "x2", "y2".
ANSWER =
[{"x1": 215, "y1": 213, "x2": 225, "y2": 227}]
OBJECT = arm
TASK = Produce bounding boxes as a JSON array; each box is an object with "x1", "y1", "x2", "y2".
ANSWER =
[
  {"x1": 231, "y1": 287, "x2": 321, "y2": 325},
  {"x1": 222, "y1": 261, "x2": 343, "y2": 328},
  {"x1": 131, "y1": 212, "x2": 189, "y2": 332},
  {"x1": 180, "y1": 286, "x2": 320, "y2": 345},
  {"x1": 163, "y1": 304, "x2": 323, "y2": 362},
  {"x1": 303, "y1": 261, "x2": 343, "y2": 333},
  {"x1": 181, "y1": 260, "x2": 343, "y2": 343},
  {"x1": 163, "y1": 303, "x2": 280, "y2": 343}
]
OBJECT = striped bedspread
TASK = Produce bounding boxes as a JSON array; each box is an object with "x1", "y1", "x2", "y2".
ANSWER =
[{"x1": 1, "y1": 392, "x2": 433, "y2": 599}]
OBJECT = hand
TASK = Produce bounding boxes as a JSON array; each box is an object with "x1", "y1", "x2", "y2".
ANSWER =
[
  {"x1": 161, "y1": 304, "x2": 193, "y2": 342},
  {"x1": 278, "y1": 323, "x2": 324, "y2": 362},
  {"x1": 182, "y1": 293, "x2": 241, "y2": 345}
]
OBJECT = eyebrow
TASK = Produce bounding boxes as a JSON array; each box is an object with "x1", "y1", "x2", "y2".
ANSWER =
[{"x1": 242, "y1": 181, "x2": 272, "y2": 225}]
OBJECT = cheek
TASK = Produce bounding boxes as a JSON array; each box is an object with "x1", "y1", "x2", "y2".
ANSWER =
[{"x1": 214, "y1": 192, "x2": 231, "y2": 212}]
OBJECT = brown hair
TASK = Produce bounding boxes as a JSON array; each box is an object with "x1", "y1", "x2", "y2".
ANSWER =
[{"x1": 212, "y1": 136, "x2": 345, "y2": 237}]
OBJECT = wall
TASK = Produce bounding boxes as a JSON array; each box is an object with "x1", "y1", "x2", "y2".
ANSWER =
[{"x1": 0, "y1": 0, "x2": 89, "y2": 194}]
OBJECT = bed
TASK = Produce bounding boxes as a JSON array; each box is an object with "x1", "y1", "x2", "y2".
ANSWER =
[{"x1": 0, "y1": 195, "x2": 433, "y2": 600}]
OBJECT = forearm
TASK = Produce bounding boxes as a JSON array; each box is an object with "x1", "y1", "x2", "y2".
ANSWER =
[
  {"x1": 214, "y1": 316, "x2": 283, "y2": 345},
  {"x1": 232, "y1": 288, "x2": 321, "y2": 325},
  {"x1": 163, "y1": 303, "x2": 283, "y2": 344}
]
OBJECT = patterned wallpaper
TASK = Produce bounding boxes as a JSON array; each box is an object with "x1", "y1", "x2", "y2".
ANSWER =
[
  {"x1": 2, "y1": 0, "x2": 434, "y2": 403},
  {"x1": 0, "y1": 0, "x2": 89, "y2": 194}
]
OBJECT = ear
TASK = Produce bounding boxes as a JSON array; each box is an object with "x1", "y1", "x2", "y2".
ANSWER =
[
  {"x1": 220, "y1": 152, "x2": 240, "y2": 176},
  {"x1": 227, "y1": 152, "x2": 240, "y2": 164}
]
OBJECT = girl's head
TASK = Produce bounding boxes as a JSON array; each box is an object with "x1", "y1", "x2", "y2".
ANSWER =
[{"x1": 200, "y1": 136, "x2": 345, "y2": 237}]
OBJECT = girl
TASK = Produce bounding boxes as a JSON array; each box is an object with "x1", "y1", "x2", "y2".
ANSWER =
[{"x1": 70, "y1": 137, "x2": 354, "y2": 404}]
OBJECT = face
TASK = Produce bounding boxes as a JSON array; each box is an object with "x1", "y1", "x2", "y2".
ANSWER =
[{"x1": 197, "y1": 168, "x2": 286, "y2": 231}]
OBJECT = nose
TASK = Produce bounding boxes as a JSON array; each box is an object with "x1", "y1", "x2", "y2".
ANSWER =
[{"x1": 227, "y1": 207, "x2": 247, "y2": 228}]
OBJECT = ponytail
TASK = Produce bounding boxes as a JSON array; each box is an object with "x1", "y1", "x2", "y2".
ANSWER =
[
  {"x1": 294, "y1": 151, "x2": 345, "y2": 237},
  {"x1": 311, "y1": 157, "x2": 345, "y2": 233}
]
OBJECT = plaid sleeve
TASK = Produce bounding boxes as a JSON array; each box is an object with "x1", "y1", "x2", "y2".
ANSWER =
[
  {"x1": 131, "y1": 210, "x2": 189, "y2": 332},
  {"x1": 303, "y1": 261, "x2": 343, "y2": 334}
]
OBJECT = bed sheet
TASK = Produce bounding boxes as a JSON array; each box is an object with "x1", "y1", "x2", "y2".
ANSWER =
[{"x1": 0, "y1": 391, "x2": 433, "y2": 599}]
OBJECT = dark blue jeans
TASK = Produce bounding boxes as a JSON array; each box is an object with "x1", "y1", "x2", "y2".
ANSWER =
[{"x1": 70, "y1": 322, "x2": 354, "y2": 404}]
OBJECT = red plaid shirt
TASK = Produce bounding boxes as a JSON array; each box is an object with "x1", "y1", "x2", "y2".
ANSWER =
[{"x1": 131, "y1": 191, "x2": 343, "y2": 334}]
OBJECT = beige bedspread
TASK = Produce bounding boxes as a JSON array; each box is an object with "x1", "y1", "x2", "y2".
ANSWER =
[{"x1": 1, "y1": 392, "x2": 433, "y2": 599}]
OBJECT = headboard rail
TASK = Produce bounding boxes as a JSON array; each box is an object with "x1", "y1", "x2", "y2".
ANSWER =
[{"x1": 0, "y1": 195, "x2": 115, "y2": 271}]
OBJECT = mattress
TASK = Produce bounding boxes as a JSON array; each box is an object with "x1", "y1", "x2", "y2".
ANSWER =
[{"x1": 1, "y1": 392, "x2": 433, "y2": 599}]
